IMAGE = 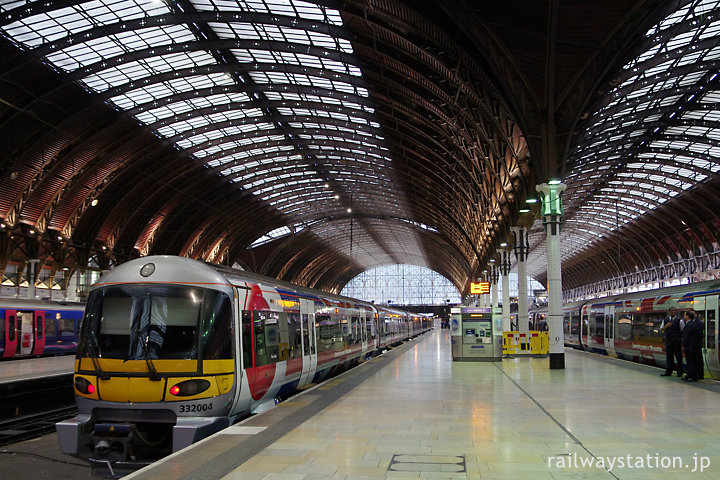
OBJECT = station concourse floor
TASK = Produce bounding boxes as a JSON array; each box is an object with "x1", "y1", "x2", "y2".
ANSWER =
[{"x1": 126, "y1": 329, "x2": 720, "y2": 480}]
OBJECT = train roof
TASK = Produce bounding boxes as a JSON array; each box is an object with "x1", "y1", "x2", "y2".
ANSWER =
[
  {"x1": 583, "y1": 278, "x2": 720, "y2": 306},
  {"x1": 0, "y1": 298, "x2": 85, "y2": 309},
  {"x1": 94, "y1": 255, "x2": 376, "y2": 310}
]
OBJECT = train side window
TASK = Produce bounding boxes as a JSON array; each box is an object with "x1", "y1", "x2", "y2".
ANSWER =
[
  {"x1": 317, "y1": 314, "x2": 341, "y2": 353},
  {"x1": 351, "y1": 316, "x2": 360, "y2": 344},
  {"x1": 341, "y1": 315, "x2": 352, "y2": 346},
  {"x1": 571, "y1": 313, "x2": 580, "y2": 335},
  {"x1": 301, "y1": 313, "x2": 310, "y2": 355},
  {"x1": 631, "y1": 314, "x2": 645, "y2": 341},
  {"x1": 36, "y1": 314, "x2": 43, "y2": 339},
  {"x1": 253, "y1": 310, "x2": 279, "y2": 366},
  {"x1": 588, "y1": 310, "x2": 601, "y2": 338},
  {"x1": 46, "y1": 315, "x2": 57, "y2": 338},
  {"x1": 631, "y1": 312, "x2": 662, "y2": 341},
  {"x1": 201, "y1": 294, "x2": 233, "y2": 360},
  {"x1": 60, "y1": 318, "x2": 75, "y2": 336},
  {"x1": 287, "y1": 313, "x2": 301, "y2": 359},
  {"x1": 275, "y1": 311, "x2": 290, "y2": 361},
  {"x1": 8, "y1": 315, "x2": 15, "y2": 341},
  {"x1": 0, "y1": 316, "x2": 4, "y2": 337},
  {"x1": 617, "y1": 315, "x2": 633, "y2": 340},
  {"x1": 366, "y1": 315, "x2": 376, "y2": 339}
]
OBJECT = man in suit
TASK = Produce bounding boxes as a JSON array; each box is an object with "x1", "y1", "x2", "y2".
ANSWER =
[
  {"x1": 659, "y1": 307, "x2": 684, "y2": 377},
  {"x1": 682, "y1": 310, "x2": 704, "y2": 382}
]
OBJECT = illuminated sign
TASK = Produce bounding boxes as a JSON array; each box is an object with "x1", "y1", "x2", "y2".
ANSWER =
[
  {"x1": 470, "y1": 282, "x2": 490, "y2": 294},
  {"x1": 275, "y1": 299, "x2": 299, "y2": 308}
]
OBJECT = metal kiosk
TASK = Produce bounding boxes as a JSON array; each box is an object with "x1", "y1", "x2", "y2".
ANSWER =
[{"x1": 450, "y1": 306, "x2": 502, "y2": 361}]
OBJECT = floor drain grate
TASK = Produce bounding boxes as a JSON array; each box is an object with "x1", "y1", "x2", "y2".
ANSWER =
[{"x1": 389, "y1": 454, "x2": 466, "y2": 473}]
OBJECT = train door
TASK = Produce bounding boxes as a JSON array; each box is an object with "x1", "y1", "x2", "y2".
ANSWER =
[
  {"x1": 359, "y1": 309, "x2": 368, "y2": 355},
  {"x1": 297, "y1": 298, "x2": 317, "y2": 388},
  {"x1": 3, "y1": 310, "x2": 17, "y2": 358},
  {"x1": 696, "y1": 296, "x2": 718, "y2": 378},
  {"x1": 17, "y1": 310, "x2": 35, "y2": 355},
  {"x1": 31, "y1": 310, "x2": 45, "y2": 355},
  {"x1": 604, "y1": 305, "x2": 617, "y2": 357},
  {"x1": 580, "y1": 305, "x2": 589, "y2": 350}
]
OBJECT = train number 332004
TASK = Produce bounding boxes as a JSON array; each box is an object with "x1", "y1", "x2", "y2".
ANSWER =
[{"x1": 179, "y1": 403, "x2": 213, "y2": 413}]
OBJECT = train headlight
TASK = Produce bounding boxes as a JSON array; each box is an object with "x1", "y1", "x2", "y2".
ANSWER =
[
  {"x1": 75, "y1": 376, "x2": 95, "y2": 394},
  {"x1": 168, "y1": 379, "x2": 211, "y2": 397}
]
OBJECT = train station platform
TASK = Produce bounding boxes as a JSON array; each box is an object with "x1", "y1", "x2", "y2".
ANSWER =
[
  {"x1": 125, "y1": 329, "x2": 720, "y2": 480},
  {"x1": 0, "y1": 355, "x2": 74, "y2": 384}
]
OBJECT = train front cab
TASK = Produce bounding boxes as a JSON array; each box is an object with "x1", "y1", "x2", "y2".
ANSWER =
[{"x1": 57, "y1": 282, "x2": 238, "y2": 477}]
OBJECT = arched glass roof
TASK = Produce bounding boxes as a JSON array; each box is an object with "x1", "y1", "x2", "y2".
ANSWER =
[
  {"x1": 526, "y1": 0, "x2": 720, "y2": 289},
  {"x1": 0, "y1": 0, "x2": 427, "y2": 268},
  {"x1": 5, "y1": 0, "x2": 690, "y2": 294}
]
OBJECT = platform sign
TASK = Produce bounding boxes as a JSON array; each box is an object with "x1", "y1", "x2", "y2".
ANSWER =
[{"x1": 469, "y1": 282, "x2": 490, "y2": 294}]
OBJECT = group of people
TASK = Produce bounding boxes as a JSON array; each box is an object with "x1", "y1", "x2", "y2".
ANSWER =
[{"x1": 660, "y1": 307, "x2": 705, "y2": 382}]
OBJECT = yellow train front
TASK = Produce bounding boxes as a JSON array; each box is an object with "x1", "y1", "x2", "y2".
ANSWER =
[{"x1": 56, "y1": 257, "x2": 241, "y2": 478}]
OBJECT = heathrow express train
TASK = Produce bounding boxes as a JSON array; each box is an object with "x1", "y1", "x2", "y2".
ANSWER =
[
  {"x1": 0, "y1": 298, "x2": 84, "y2": 358},
  {"x1": 530, "y1": 279, "x2": 720, "y2": 378},
  {"x1": 56, "y1": 255, "x2": 431, "y2": 477}
]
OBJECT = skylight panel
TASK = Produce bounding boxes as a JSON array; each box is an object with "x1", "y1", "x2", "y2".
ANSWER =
[
  {"x1": 657, "y1": 94, "x2": 682, "y2": 107},
  {"x1": 110, "y1": 73, "x2": 235, "y2": 109},
  {"x1": 158, "y1": 110, "x2": 265, "y2": 136},
  {"x1": 197, "y1": 0, "x2": 343, "y2": 26},
  {"x1": 677, "y1": 70, "x2": 706, "y2": 86},
  {"x1": 675, "y1": 51, "x2": 705, "y2": 67},
  {"x1": 46, "y1": 24, "x2": 196, "y2": 73},
  {"x1": 0, "y1": 2, "x2": 25, "y2": 12},
  {"x1": 135, "y1": 93, "x2": 255, "y2": 123},
  {"x1": 626, "y1": 84, "x2": 653, "y2": 99},
  {"x1": 2, "y1": 1, "x2": 171, "y2": 49},
  {"x1": 704, "y1": 44, "x2": 720, "y2": 61},
  {"x1": 701, "y1": 85, "x2": 720, "y2": 101},
  {"x1": 82, "y1": 50, "x2": 216, "y2": 92},
  {"x1": 177, "y1": 124, "x2": 275, "y2": 146},
  {"x1": 682, "y1": 110, "x2": 720, "y2": 121},
  {"x1": 198, "y1": 144, "x2": 292, "y2": 162},
  {"x1": 210, "y1": 22, "x2": 259, "y2": 40},
  {"x1": 655, "y1": 3, "x2": 691, "y2": 32},
  {"x1": 250, "y1": 224, "x2": 296, "y2": 247},
  {"x1": 666, "y1": 30, "x2": 698, "y2": 50}
]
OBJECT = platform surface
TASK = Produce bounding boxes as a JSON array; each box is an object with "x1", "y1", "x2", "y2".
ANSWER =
[
  {"x1": 0, "y1": 355, "x2": 75, "y2": 384},
  {"x1": 126, "y1": 329, "x2": 720, "y2": 480}
]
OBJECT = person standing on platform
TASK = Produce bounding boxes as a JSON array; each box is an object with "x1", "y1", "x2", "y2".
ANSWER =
[
  {"x1": 682, "y1": 311, "x2": 704, "y2": 382},
  {"x1": 537, "y1": 317, "x2": 548, "y2": 332},
  {"x1": 659, "y1": 307, "x2": 684, "y2": 377}
]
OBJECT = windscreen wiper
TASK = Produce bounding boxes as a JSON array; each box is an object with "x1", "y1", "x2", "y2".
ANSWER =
[
  {"x1": 140, "y1": 335, "x2": 162, "y2": 381},
  {"x1": 86, "y1": 333, "x2": 110, "y2": 380}
]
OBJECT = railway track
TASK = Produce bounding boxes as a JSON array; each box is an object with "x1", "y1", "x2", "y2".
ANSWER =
[{"x1": 0, "y1": 405, "x2": 77, "y2": 447}]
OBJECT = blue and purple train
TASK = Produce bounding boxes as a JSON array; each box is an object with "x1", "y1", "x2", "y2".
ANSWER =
[{"x1": 1, "y1": 298, "x2": 84, "y2": 358}]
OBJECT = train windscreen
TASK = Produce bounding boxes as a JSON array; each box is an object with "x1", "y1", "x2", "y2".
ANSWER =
[{"x1": 79, "y1": 285, "x2": 232, "y2": 361}]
